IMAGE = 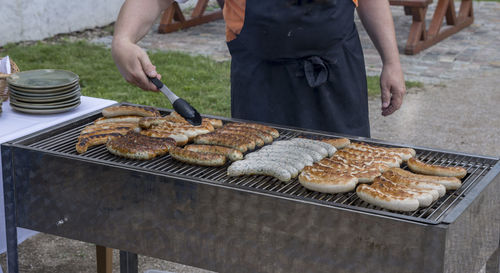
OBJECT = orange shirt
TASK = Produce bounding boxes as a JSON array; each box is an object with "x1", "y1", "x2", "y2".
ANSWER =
[{"x1": 223, "y1": 0, "x2": 359, "y2": 41}]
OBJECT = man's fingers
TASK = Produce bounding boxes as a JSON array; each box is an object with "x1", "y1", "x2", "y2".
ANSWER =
[
  {"x1": 392, "y1": 87, "x2": 404, "y2": 109},
  {"x1": 137, "y1": 51, "x2": 159, "y2": 91},
  {"x1": 381, "y1": 86, "x2": 405, "y2": 116},
  {"x1": 380, "y1": 84, "x2": 391, "y2": 110},
  {"x1": 138, "y1": 51, "x2": 156, "y2": 77}
]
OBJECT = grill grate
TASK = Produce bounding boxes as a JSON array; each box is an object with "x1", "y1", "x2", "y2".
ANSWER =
[{"x1": 23, "y1": 114, "x2": 498, "y2": 224}]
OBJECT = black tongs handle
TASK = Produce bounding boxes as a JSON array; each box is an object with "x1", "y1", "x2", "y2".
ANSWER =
[
  {"x1": 149, "y1": 77, "x2": 163, "y2": 89},
  {"x1": 147, "y1": 76, "x2": 202, "y2": 126}
]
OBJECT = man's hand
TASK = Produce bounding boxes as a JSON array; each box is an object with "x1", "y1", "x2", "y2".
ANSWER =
[
  {"x1": 357, "y1": 0, "x2": 405, "y2": 116},
  {"x1": 380, "y1": 62, "x2": 406, "y2": 116},
  {"x1": 111, "y1": 38, "x2": 160, "y2": 91},
  {"x1": 111, "y1": 0, "x2": 172, "y2": 91}
]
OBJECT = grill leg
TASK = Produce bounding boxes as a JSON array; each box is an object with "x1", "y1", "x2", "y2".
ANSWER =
[
  {"x1": 119, "y1": 251, "x2": 138, "y2": 273},
  {"x1": 3, "y1": 147, "x2": 19, "y2": 273},
  {"x1": 4, "y1": 199, "x2": 18, "y2": 273},
  {"x1": 486, "y1": 245, "x2": 500, "y2": 273}
]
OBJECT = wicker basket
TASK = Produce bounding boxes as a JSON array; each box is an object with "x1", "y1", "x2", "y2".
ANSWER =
[{"x1": 0, "y1": 57, "x2": 20, "y2": 102}]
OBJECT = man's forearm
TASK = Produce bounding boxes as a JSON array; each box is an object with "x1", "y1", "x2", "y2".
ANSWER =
[
  {"x1": 357, "y1": 0, "x2": 400, "y2": 65},
  {"x1": 113, "y1": 0, "x2": 173, "y2": 45}
]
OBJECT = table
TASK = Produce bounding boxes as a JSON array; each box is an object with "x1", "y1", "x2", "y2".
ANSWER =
[
  {"x1": 390, "y1": 0, "x2": 473, "y2": 55},
  {"x1": 0, "y1": 96, "x2": 116, "y2": 273},
  {"x1": 158, "y1": 0, "x2": 473, "y2": 55},
  {"x1": 158, "y1": 0, "x2": 224, "y2": 33}
]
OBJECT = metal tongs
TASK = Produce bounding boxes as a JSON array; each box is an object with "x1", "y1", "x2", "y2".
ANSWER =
[{"x1": 149, "y1": 77, "x2": 202, "y2": 126}]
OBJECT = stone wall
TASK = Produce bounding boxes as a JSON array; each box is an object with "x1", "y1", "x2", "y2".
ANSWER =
[{"x1": 0, "y1": 0, "x2": 125, "y2": 46}]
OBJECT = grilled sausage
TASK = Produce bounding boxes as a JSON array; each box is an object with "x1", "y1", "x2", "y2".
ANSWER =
[
  {"x1": 94, "y1": 116, "x2": 142, "y2": 125},
  {"x1": 382, "y1": 170, "x2": 447, "y2": 197},
  {"x1": 329, "y1": 155, "x2": 389, "y2": 173},
  {"x1": 76, "y1": 132, "x2": 125, "y2": 154},
  {"x1": 162, "y1": 112, "x2": 223, "y2": 128},
  {"x1": 320, "y1": 138, "x2": 351, "y2": 149},
  {"x1": 370, "y1": 178, "x2": 423, "y2": 209},
  {"x1": 80, "y1": 123, "x2": 140, "y2": 135},
  {"x1": 140, "y1": 117, "x2": 216, "y2": 131},
  {"x1": 245, "y1": 151, "x2": 313, "y2": 167},
  {"x1": 243, "y1": 154, "x2": 306, "y2": 173},
  {"x1": 194, "y1": 134, "x2": 250, "y2": 153},
  {"x1": 227, "y1": 160, "x2": 292, "y2": 182},
  {"x1": 204, "y1": 118, "x2": 223, "y2": 129},
  {"x1": 215, "y1": 130, "x2": 264, "y2": 147},
  {"x1": 298, "y1": 170, "x2": 358, "y2": 193},
  {"x1": 184, "y1": 144, "x2": 243, "y2": 161},
  {"x1": 270, "y1": 141, "x2": 325, "y2": 161},
  {"x1": 140, "y1": 116, "x2": 176, "y2": 128},
  {"x1": 317, "y1": 157, "x2": 381, "y2": 173},
  {"x1": 139, "y1": 117, "x2": 171, "y2": 128},
  {"x1": 169, "y1": 146, "x2": 226, "y2": 166},
  {"x1": 292, "y1": 138, "x2": 337, "y2": 157},
  {"x1": 241, "y1": 158, "x2": 299, "y2": 178},
  {"x1": 407, "y1": 158, "x2": 467, "y2": 179},
  {"x1": 257, "y1": 145, "x2": 315, "y2": 164},
  {"x1": 348, "y1": 142, "x2": 415, "y2": 161},
  {"x1": 140, "y1": 130, "x2": 189, "y2": 146},
  {"x1": 345, "y1": 146, "x2": 404, "y2": 164},
  {"x1": 217, "y1": 127, "x2": 272, "y2": 145},
  {"x1": 273, "y1": 140, "x2": 328, "y2": 157},
  {"x1": 79, "y1": 128, "x2": 132, "y2": 140},
  {"x1": 213, "y1": 133, "x2": 256, "y2": 151},
  {"x1": 221, "y1": 124, "x2": 273, "y2": 143},
  {"x1": 356, "y1": 184, "x2": 420, "y2": 212},
  {"x1": 221, "y1": 127, "x2": 274, "y2": 144},
  {"x1": 382, "y1": 176, "x2": 439, "y2": 201},
  {"x1": 304, "y1": 163, "x2": 380, "y2": 183},
  {"x1": 154, "y1": 120, "x2": 214, "y2": 131},
  {"x1": 384, "y1": 168, "x2": 460, "y2": 191},
  {"x1": 224, "y1": 122, "x2": 280, "y2": 139},
  {"x1": 335, "y1": 150, "x2": 400, "y2": 168},
  {"x1": 147, "y1": 126, "x2": 210, "y2": 142},
  {"x1": 102, "y1": 105, "x2": 160, "y2": 118},
  {"x1": 167, "y1": 111, "x2": 190, "y2": 124},
  {"x1": 106, "y1": 132, "x2": 175, "y2": 160},
  {"x1": 342, "y1": 147, "x2": 403, "y2": 164},
  {"x1": 375, "y1": 176, "x2": 435, "y2": 207}
]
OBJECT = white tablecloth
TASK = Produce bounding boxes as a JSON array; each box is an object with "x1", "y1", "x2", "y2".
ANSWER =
[{"x1": 0, "y1": 96, "x2": 116, "y2": 258}]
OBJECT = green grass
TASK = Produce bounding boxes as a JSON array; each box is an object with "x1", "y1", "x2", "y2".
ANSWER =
[
  {"x1": 366, "y1": 76, "x2": 422, "y2": 97},
  {"x1": 2, "y1": 41, "x2": 231, "y2": 116},
  {"x1": 1, "y1": 41, "x2": 421, "y2": 117}
]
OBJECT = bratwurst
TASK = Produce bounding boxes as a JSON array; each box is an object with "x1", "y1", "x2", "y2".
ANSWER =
[
  {"x1": 101, "y1": 105, "x2": 160, "y2": 118},
  {"x1": 407, "y1": 158, "x2": 467, "y2": 179}
]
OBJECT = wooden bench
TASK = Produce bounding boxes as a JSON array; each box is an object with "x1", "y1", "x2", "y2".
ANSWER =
[
  {"x1": 157, "y1": 0, "x2": 473, "y2": 55},
  {"x1": 389, "y1": 0, "x2": 474, "y2": 55},
  {"x1": 158, "y1": 0, "x2": 224, "y2": 33}
]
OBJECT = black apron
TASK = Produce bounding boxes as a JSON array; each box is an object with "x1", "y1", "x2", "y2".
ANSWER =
[{"x1": 227, "y1": 0, "x2": 370, "y2": 137}]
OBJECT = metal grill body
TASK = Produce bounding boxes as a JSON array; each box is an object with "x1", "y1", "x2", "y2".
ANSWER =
[{"x1": 3, "y1": 106, "x2": 500, "y2": 273}]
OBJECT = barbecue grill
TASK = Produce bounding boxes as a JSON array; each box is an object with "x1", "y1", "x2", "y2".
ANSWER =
[{"x1": 3, "y1": 104, "x2": 500, "y2": 273}]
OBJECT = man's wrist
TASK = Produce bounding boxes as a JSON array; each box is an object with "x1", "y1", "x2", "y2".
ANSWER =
[
  {"x1": 381, "y1": 54, "x2": 401, "y2": 67},
  {"x1": 112, "y1": 35, "x2": 135, "y2": 47}
]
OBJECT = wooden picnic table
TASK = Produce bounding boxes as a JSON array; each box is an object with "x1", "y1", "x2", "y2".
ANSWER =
[
  {"x1": 157, "y1": 0, "x2": 473, "y2": 55},
  {"x1": 158, "y1": 0, "x2": 224, "y2": 34},
  {"x1": 390, "y1": 0, "x2": 474, "y2": 55}
]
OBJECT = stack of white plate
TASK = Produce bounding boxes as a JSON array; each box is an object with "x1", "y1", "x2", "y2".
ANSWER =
[{"x1": 7, "y1": 69, "x2": 81, "y2": 114}]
